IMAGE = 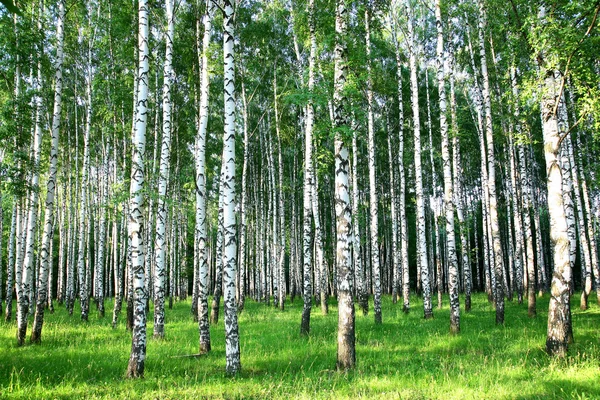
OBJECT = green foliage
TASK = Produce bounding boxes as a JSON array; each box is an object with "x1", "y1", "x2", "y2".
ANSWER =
[{"x1": 1, "y1": 294, "x2": 599, "y2": 399}]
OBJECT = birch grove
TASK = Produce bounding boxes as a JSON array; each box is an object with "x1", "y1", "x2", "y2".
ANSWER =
[{"x1": 1, "y1": 0, "x2": 599, "y2": 380}]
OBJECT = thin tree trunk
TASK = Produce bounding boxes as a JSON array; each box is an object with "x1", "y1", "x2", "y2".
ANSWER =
[
  {"x1": 364, "y1": 7, "x2": 381, "y2": 325},
  {"x1": 436, "y1": 0, "x2": 459, "y2": 333},
  {"x1": 300, "y1": 0, "x2": 316, "y2": 336},
  {"x1": 477, "y1": 0, "x2": 504, "y2": 323},
  {"x1": 153, "y1": 0, "x2": 175, "y2": 340},
  {"x1": 407, "y1": 0, "x2": 432, "y2": 319},
  {"x1": 17, "y1": 1, "x2": 44, "y2": 345}
]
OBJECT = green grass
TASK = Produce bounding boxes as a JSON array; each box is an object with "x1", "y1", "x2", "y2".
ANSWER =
[{"x1": 1, "y1": 293, "x2": 599, "y2": 399}]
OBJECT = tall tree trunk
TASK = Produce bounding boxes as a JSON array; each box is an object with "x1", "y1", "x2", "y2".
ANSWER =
[
  {"x1": 407, "y1": 0, "x2": 433, "y2": 319},
  {"x1": 126, "y1": 0, "x2": 149, "y2": 377},
  {"x1": 477, "y1": 0, "x2": 504, "y2": 323},
  {"x1": 391, "y1": 12, "x2": 410, "y2": 314},
  {"x1": 221, "y1": 0, "x2": 241, "y2": 375},
  {"x1": 300, "y1": 0, "x2": 316, "y2": 336},
  {"x1": 31, "y1": 0, "x2": 65, "y2": 343},
  {"x1": 436, "y1": 0, "x2": 459, "y2": 333},
  {"x1": 364, "y1": 6, "x2": 381, "y2": 325},
  {"x1": 334, "y1": 0, "x2": 355, "y2": 370},
  {"x1": 537, "y1": 7, "x2": 572, "y2": 354},
  {"x1": 153, "y1": 0, "x2": 175, "y2": 340},
  {"x1": 17, "y1": 1, "x2": 44, "y2": 345},
  {"x1": 575, "y1": 128, "x2": 600, "y2": 306},
  {"x1": 352, "y1": 115, "x2": 368, "y2": 315},
  {"x1": 449, "y1": 54, "x2": 471, "y2": 312},
  {"x1": 238, "y1": 77, "x2": 248, "y2": 312}
]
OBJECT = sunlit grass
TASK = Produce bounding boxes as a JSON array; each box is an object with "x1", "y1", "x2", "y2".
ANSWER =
[{"x1": 1, "y1": 292, "x2": 599, "y2": 399}]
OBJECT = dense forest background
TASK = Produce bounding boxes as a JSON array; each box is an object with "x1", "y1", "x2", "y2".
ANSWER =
[{"x1": 0, "y1": 0, "x2": 599, "y2": 378}]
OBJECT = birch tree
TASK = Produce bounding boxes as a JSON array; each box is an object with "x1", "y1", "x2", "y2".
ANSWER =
[
  {"x1": 364, "y1": 5, "x2": 381, "y2": 325},
  {"x1": 126, "y1": 0, "x2": 149, "y2": 377},
  {"x1": 334, "y1": 0, "x2": 355, "y2": 370},
  {"x1": 435, "y1": 0, "x2": 459, "y2": 333},
  {"x1": 300, "y1": 0, "x2": 316, "y2": 336},
  {"x1": 221, "y1": 0, "x2": 241, "y2": 375},
  {"x1": 153, "y1": 0, "x2": 175, "y2": 340},
  {"x1": 407, "y1": 0, "x2": 433, "y2": 319},
  {"x1": 31, "y1": 0, "x2": 65, "y2": 343}
]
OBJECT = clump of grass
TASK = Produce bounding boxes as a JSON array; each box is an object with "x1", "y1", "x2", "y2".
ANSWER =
[{"x1": 1, "y1": 293, "x2": 599, "y2": 399}]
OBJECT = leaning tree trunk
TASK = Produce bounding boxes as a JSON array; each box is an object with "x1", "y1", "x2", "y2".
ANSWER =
[
  {"x1": 407, "y1": 0, "x2": 432, "y2": 319},
  {"x1": 334, "y1": 0, "x2": 355, "y2": 371},
  {"x1": 436, "y1": 0, "x2": 459, "y2": 333},
  {"x1": 126, "y1": 0, "x2": 149, "y2": 378},
  {"x1": 536, "y1": 6, "x2": 573, "y2": 353},
  {"x1": 542, "y1": 70, "x2": 573, "y2": 357},
  {"x1": 153, "y1": 0, "x2": 175, "y2": 340},
  {"x1": 31, "y1": 0, "x2": 65, "y2": 344},
  {"x1": 221, "y1": 0, "x2": 241, "y2": 376}
]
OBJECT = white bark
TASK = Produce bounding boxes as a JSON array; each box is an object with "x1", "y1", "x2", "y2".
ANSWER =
[
  {"x1": 477, "y1": 0, "x2": 504, "y2": 323},
  {"x1": 153, "y1": 0, "x2": 175, "y2": 340},
  {"x1": 126, "y1": 0, "x2": 149, "y2": 377},
  {"x1": 31, "y1": 0, "x2": 65, "y2": 343},
  {"x1": 222, "y1": 0, "x2": 241, "y2": 375},
  {"x1": 436, "y1": 0, "x2": 459, "y2": 333},
  {"x1": 365, "y1": 7, "x2": 381, "y2": 325},
  {"x1": 391, "y1": 12, "x2": 410, "y2": 313},
  {"x1": 300, "y1": 0, "x2": 316, "y2": 336},
  {"x1": 407, "y1": 0, "x2": 432, "y2": 318},
  {"x1": 334, "y1": 0, "x2": 355, "y2": 370}
]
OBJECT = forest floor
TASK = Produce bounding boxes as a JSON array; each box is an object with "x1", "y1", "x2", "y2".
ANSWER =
[{"x1": 1, "y1": 292, "x2": 599, "y2": 399}]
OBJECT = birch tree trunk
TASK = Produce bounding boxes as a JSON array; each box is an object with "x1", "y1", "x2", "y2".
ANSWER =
[
  {"x1": 449, "y1": 53, "x2": 471, "y2": 312},
  {"x1": 391, "y1": 11, "x2": 410, "y2": 314},
  {"x1": 126, "y1": 0, "x2": 149, "y2": 377},
  {"x1": 153, "y1": 0, "x2": 175, "y2": 340},
  {"x1": 31, "y1": 0, "x2": 65, "y2": 343},
  {"x1": 436, "y1": 0, "x2": 459, "y2": 333},
  {"x1": 221, "y1": 0, "x2": 241, "y2": 375},
  {"x1": 238, "y1": 77, "x2": 248, "y2": 312},
  {"x1": 17, "y1": 2, "x2": 44, "y2": 345},
  {"x1": 352, "y1": 115, "x2": 368, "y2": 315},
  {"x1": 300, "y1": 0, "x2": 316, "y2": 336},
  {"x1": 575, "y1": 128, "x2": 600, "y2": 306},
  {"x1": 5, "y1": 202, "x2": 17, "y2": 321},
  {"x1": 365, "y1": 6, "x2": 381, "y2": 325},
  {"x1": 537, "y1": 7, "x2": 572, "y2": 355},
  {"x1": 334, "y1": 0, "x2": 355, "y2": 370},
  {"x1": 477, "y1": 0, "x2": 504, "y2": 323},
  {"x1": 407, "y1": 0, "x2": 433, "y2": 319}
]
